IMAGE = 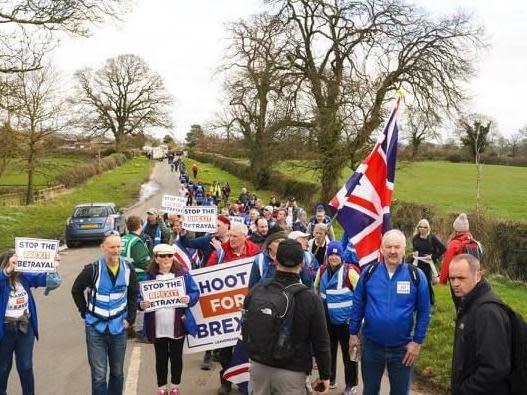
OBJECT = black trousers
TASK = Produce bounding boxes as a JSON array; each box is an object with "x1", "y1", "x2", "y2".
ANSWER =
[
  {"x1": 328, "y1": 322, "x2": 358, "y2": 386},
  {"x1": 154, "y1": 337, "x2": 185, "y2": 386},
  {"x1": 217, "y1": 346, "x2": 233, "y2": 385},
  {"x1": 417, "y1": 261, "x2": 435, "y2": 305}
]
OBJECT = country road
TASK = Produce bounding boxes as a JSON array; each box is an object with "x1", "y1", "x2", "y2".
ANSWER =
[{"x1": 8, "y1": 161, "x2": 431, "y2": 395}]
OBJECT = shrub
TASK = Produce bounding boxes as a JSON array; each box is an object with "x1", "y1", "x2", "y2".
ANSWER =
[{"x1": 55, "y1": 153, "x2": 128, "y2": 188}]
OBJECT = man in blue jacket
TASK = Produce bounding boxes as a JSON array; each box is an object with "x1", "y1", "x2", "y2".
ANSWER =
[{"x1": 348, "y1": 229, "x2": 431, "y2": 395}]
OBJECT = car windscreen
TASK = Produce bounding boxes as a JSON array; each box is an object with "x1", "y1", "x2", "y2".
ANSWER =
[{"x1": 72, "y1": 206, "x2": 109, "y2": 218}]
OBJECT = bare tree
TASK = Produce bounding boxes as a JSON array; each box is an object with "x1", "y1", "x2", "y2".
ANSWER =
[
  {"x1": 10, "y1": 64, "x2": 63, "y2": 204},
  {"x1": 0, "y1": 0, "x2": 131, "y2": 73},
  {"x1": 458, "y1": 114, "x2": 493, "y2": 217},
  {"x1": 405, "y1": 107, "x2": 441, "y2": 158},
  {"x1": 507, "y1": 132, "x2": 523, "y2": 158},
  {"x1": 269, "y1": 0, "x2": 483, "y2": 202},
  {"x1": 72, "y1": 54, "x2": 173, "y2": 150},
  {"x1": 221, "y1": 13, "x2": 311, "y2": 187}
]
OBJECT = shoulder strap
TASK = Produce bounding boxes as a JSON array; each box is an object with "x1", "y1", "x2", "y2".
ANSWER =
[
  {"x1": 364, "y1": 262, "x2": 379, "y2": 285},
  {"x1": 407, "y1": 263, "x2": 420, "y2": 288}
]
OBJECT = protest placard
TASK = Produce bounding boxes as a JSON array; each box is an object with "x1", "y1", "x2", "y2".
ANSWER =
[
  {"x1": 161, "y1": 194, "x2": 188, "y2": 214},
  {"x1": 140, "y1": 276, "x2": 187, "y2": 312},
  {"x1": 229, "y1": 216, "x2": 244, "y2": 225},
  {"x1": 182, "y1": 206, "x2": 217, "y2": 233},
  {"x1": 15, "y1": 238, "x2": 59, "y2": 273},
  {"x1": 183, "y1": 257, "x2": 253, "y2": 353}
]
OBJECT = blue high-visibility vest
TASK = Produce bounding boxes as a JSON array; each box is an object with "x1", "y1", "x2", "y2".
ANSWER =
[
  {"x1": 319, "y1": 264, "x2": 354, "y2": 325},
  {"x1": 85, "y1": 258, "x2": 131, "y2": 334}
]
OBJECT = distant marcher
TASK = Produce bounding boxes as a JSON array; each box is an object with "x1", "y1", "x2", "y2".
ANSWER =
[
  {"x1": 268, "y1": 196, "x2": 281, "y2": 208},
  {"x1": 191, "y1": 163, "x2": 198, "y2": 179},
  {"x1": 0, "y1": 250, "x2": 61, "y2": 395},
  {"x1": 238, "y1": 188, "x2": 250, "y2": 208},
  {"x1": 249, "y1": 232, "x2": 313, "y2": 289},
  {"x1": 120, "y1": 215, "x2": 152, "y2": 340},
  {"x1": 349, "y1": 230, "x2": 431, "y2": 395},
  {"x1": 449, "y1": 254, "x2": 512, "y2": 395},
  {"x1": 221, "y1": 182, "x2": 231, "y2": 206},
  {"x1": 439, "y1": 213, "x2": 481, "y2": 285},
  {"x1": 308, "y1": 223, "x2": 330, "y2": 267},
  {"x1": 307, "y1": 205, "x2": 335, "y2": 241},
  {"x1": 248, "y1": 217, "x2": 269, "y2": 248},
  {"x1": 314, "y1": 242, "x2": 360, "y2": 394},
  {"x1": 140, "y1": 244, "x2": 200, "y2": 395},
  {"x1": 243, "y1": 239, "x2": 331, "y2": 395},
  {"x1": 142, "y1": 209, "x2": 171, "y2": 252},
  {"x1": 71, "y1": 232, "x2": 138, "y2": 395},
  {"x1": 411, "y1": 219, "x2": 446, "y2": 305},
  {"x1": 292, "y1": 208, "x2": 309, "y2": 233}
]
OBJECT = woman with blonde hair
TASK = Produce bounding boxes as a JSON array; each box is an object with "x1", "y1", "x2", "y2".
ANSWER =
[{"x1": 411, "y1": 219, "x2": 446, "y2": 305}]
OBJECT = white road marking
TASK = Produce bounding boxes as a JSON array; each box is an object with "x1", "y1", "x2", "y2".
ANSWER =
[{"x1": 124, "y1": 344, "x2": 142, "y2": 395}]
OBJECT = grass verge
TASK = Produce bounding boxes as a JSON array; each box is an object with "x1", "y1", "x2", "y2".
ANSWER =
[{"x1": 0, "y1": 156, "x2": 152, "y2": 250}]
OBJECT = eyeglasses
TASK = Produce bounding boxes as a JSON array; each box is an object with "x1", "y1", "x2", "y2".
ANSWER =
[
  {"x1": 417, "y1": 226, "x2": 429, "y2": 229},
  {"x1": 156, "y1": 254, "x2": 174, "y2": 258}
]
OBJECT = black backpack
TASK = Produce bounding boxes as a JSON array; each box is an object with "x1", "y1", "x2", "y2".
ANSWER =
[
  {"x1": 241, "y1": 280, "x2": 308, "y2": 364},
  {"x1": 478, "y1": 300, "x2": 527, "y2": 395}
]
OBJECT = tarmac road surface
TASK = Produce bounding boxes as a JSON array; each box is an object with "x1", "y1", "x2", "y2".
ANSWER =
[{"x1": 7, "y1": 161, "x2": 431, "y2": 394}]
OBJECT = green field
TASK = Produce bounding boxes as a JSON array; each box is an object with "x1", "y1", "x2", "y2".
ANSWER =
[
  {"x1": 276, "y1": 160, "x2": 527, "y2": 220},
  {"x1": 183, "y1": 158, "x2": 275, "y2": 206},
  {"x1": 0, "y1": 156, "x2": 152, "y2": 251},
  {"x1": 0, "y1": 156, "x2": 83, "y2": 187}
]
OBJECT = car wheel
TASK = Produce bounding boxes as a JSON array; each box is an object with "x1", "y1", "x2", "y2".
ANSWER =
[{"x1": 66, "y1": 240, "x2": 76, "y2": 248}]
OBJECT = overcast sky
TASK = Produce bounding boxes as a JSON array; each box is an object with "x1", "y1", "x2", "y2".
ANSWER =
[{"x1": 52, "y1": 0, "x2": 527, "y2": 140}]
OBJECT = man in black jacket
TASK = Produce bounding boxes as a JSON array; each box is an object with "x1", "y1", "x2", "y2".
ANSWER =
[
  {"x1": 244, "y1": 239, "x2": 331, "y2": 395},
  {"x1": 449, "y1": 254, "x2": 512, "y2": 395}
]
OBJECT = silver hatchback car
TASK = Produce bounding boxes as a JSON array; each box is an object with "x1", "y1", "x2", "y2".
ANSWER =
[{"x1": 65, "y1": 203, "x2": 125, "y2": 247}]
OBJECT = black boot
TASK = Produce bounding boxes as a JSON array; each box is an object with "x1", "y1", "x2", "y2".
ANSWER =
[
  {"x1": 217, "y1": 380, "x2": 232, "y2": 395},
  {"x1": 200, "y1": 351, "x2": 212, "y2": 370}
]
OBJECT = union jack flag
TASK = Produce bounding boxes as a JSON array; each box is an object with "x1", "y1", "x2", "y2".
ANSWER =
[
  {"x1": 173, "y1": 240, "x2": 200, "y2": 269},
  {"x1": 329, "y1": 98, "x2": 401, "y2": 267},
  {"x1": 223, "y1": 337, "x2": 249, "y2": 395}
]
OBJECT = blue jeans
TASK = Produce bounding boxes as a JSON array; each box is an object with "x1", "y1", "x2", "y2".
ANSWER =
[
  {"x1": 361, "y1": 336, "x2": 412, "y2": 395},
  {"x1": 0, "y1": 322, "x2": 35, "y2": 395},
  {"x1": 85, "y1": 325, "x2": 127, "y2": 395}
]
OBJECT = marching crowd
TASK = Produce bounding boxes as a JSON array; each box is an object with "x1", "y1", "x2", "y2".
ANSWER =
[{"x1": 0, "y1": 157, "x2": 518, "y2": 395}]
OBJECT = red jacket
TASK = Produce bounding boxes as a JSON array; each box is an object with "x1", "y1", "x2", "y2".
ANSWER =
[
  {"x1": 439, "y1": 231, "x2": 474, "y2": 284},
  {"x1": 206, "y1": 239, "x2": 260, "y2": 266}
]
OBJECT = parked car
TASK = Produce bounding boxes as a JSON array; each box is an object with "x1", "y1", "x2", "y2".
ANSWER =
[{"x1": 65, "y1": 202, "x2": 125, "y2": 248}]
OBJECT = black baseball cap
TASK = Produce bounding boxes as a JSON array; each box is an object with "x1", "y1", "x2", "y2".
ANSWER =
[{"x1": 276, "y1": 239, "x2": 304, "y2": 267}]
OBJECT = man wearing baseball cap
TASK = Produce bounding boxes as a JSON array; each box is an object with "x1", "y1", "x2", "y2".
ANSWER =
[
  {"x1": 244, "y1": 239, "x2": 331, "y2": 395},
  {"x1": 142, "y1": 208, "x2": 171, "y2": 252}
]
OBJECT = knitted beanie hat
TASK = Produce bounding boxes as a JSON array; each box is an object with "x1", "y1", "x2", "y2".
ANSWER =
[{"x1": 453, "y1": 213, "x2": 469, "y2": 232}]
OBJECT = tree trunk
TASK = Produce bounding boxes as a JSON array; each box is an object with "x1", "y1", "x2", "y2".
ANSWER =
[
  {"x1": 25, "y1": 146, "x2": 35, "y2": 205},
  {"x1": 249, "y1": 143, "x2": 273, "y2": 189},
  {"x1": 317, "y1": 107, "x2": 346, "y2": 204}
]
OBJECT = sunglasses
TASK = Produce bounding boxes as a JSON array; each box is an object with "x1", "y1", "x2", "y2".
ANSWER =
[
  {"x1": 156, "y1": 254, "x2": 174, "y2": 258},
  {"x1": 418, "y1": 226, "x2": 429, "y2": 229}
]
